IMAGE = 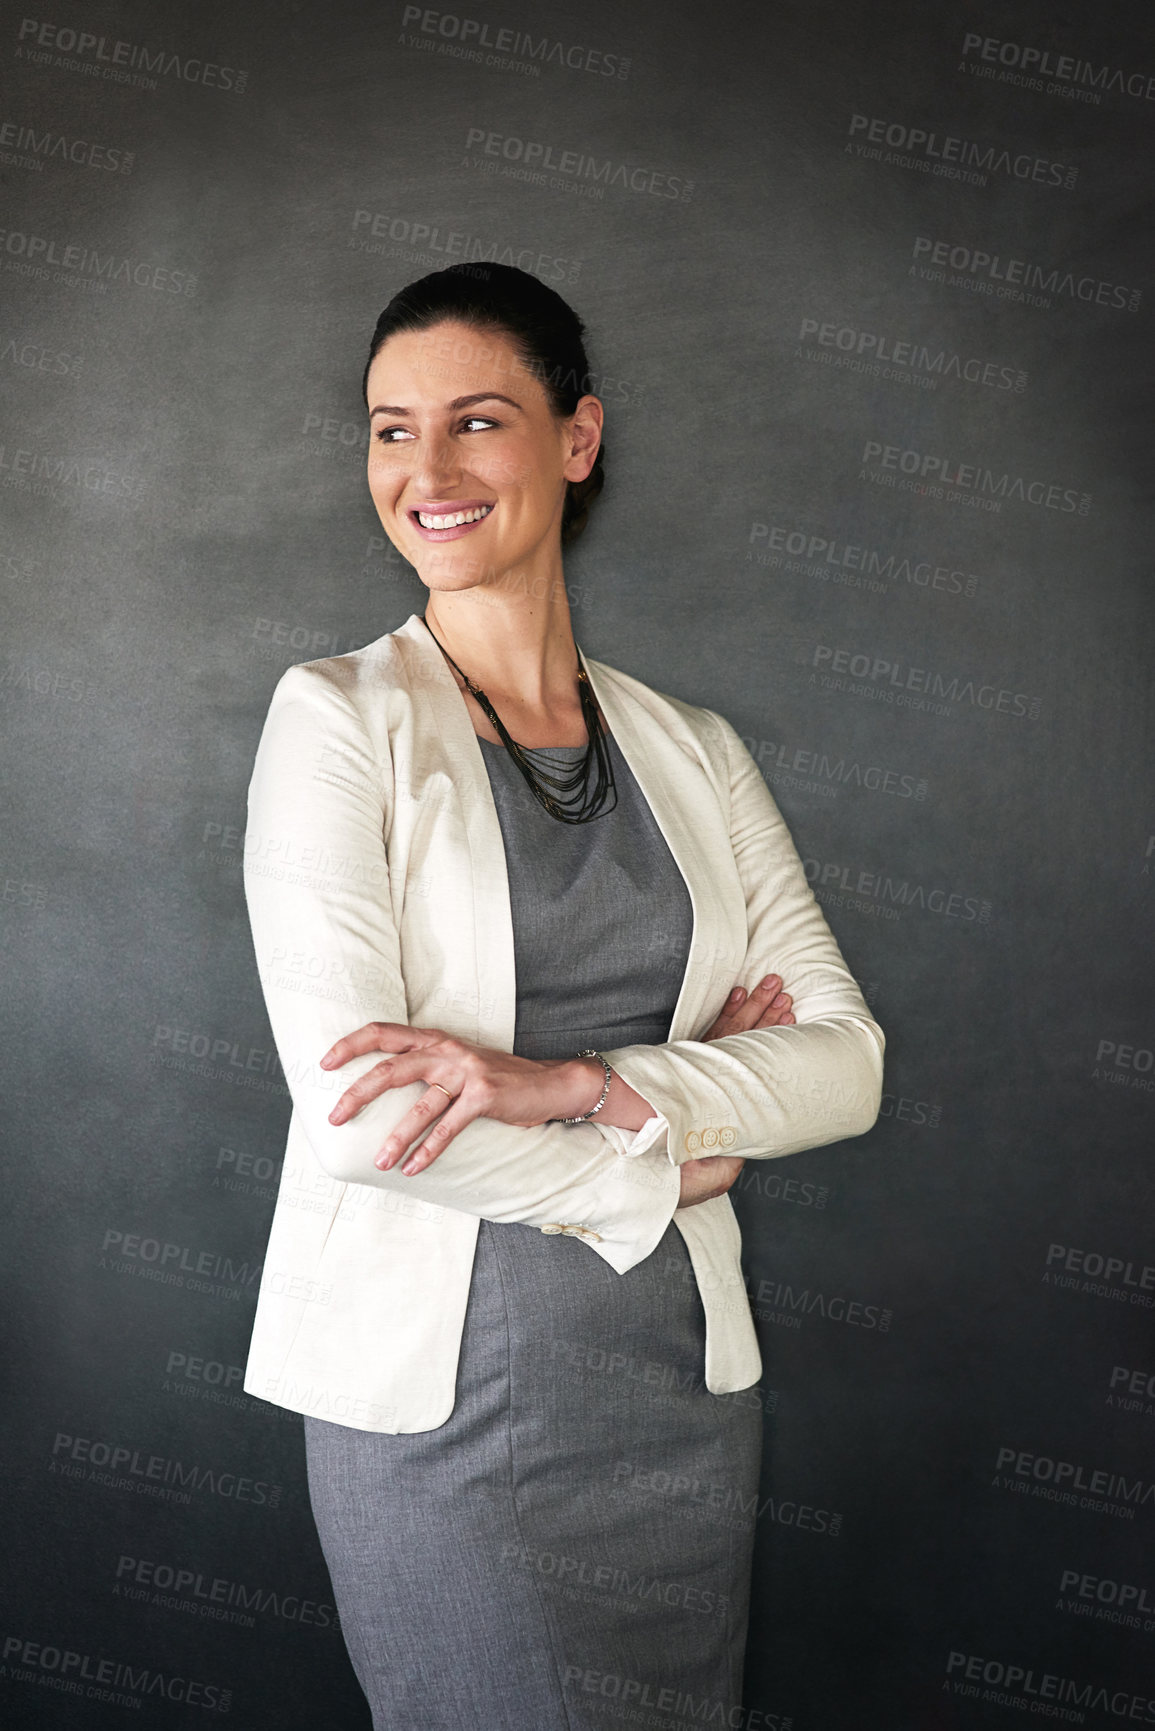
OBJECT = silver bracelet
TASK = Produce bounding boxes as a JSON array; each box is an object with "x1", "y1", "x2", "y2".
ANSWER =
[{"x1": 557, "y1": 1049, "x2": 612, "y2": 1123}]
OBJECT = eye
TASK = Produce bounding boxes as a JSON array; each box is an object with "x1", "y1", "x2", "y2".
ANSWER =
[{"x1": 372, "y1": 415, "x2": 498, "y2": 444}]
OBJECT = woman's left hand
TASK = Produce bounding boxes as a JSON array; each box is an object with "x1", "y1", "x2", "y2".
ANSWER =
[
  {"x1": 675, "y1": 970, "x2": 795, "y2": 1206},
  {"x1": 320, "y1": 1023, "x2": 584, "y2": 1176},
  {"x1": 700, "y1": 974, "x2": 794, "y2": 1041}
]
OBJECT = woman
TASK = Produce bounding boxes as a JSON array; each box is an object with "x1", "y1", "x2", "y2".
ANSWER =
[{"x1": 242, "y1": 263, "x2": 884, "y2": 1730}]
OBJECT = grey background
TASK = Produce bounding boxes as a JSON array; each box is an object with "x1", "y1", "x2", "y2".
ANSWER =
[{"x1": 2, "y1": 0, "x2": 1152, "y2": 1725}]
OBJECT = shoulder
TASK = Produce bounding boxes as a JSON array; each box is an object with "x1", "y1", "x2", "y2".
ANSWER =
[
  {"x1": 261, "y1": 618, "x2": 436, "y2": 735},
  {"x1": 251, "y1": 625, "x2": 433, "y2": 792},
  {"x1": 269, "y1": 627, "x2": 406, "y2": 705}
]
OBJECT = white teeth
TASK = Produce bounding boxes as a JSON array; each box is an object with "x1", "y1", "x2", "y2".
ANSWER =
[{"x1": 417, "y1": 504, "x2": 492, "y2": 529}]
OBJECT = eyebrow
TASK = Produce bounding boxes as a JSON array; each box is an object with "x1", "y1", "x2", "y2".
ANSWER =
[{"x1": 368, "y1": 392, "x2": 524, "y2": 418}]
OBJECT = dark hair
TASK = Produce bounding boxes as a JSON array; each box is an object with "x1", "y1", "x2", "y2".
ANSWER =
[{"x1": 362, "y1": 263, "x2": 605, "y2": 546}]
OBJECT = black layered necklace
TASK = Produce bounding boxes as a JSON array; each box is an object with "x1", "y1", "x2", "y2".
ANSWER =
[{"x1": 421, "y1": 612, "x2": 617, "y2": 824}]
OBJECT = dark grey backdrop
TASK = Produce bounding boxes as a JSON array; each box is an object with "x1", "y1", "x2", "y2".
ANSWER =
[{"x1": 2, "y1": 0, "x2": 1153, "y2": 1725}]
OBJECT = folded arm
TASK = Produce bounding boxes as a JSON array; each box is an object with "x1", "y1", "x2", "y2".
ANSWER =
[
  {"x1": 596, "y1": 710, "x2": 885, "y2": 1167},
  {"x1": 242, "y1": 663, "x2": 680, "y2": 1273}
]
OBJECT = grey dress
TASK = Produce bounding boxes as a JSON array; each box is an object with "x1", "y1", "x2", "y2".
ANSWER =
[{"x1": 304, "y1": 734, "x2": 763, "y2": 1731}]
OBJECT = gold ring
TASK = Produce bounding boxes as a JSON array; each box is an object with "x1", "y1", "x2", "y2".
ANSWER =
[{"x1": 426, "y1": 1081, "x2": 454, "y2": 1103}]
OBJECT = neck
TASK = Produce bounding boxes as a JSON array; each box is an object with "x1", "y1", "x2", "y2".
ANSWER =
[{"x1": 423, "y1": 583, "x2": 579, "y2": 710}]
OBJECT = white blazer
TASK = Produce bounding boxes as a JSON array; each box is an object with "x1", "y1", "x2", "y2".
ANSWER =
[{"x1": 242, "y1": 611, "x2": 885, "y2": 1433}]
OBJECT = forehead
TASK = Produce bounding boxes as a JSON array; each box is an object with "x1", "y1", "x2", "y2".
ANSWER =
[{"x1": 367, "y1": 320, "x2": 542, "y2": 401}]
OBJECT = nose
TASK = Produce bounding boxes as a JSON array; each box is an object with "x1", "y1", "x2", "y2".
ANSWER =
[{"x1": 411, "y1": 432, "x2": 461, "y2": 498}]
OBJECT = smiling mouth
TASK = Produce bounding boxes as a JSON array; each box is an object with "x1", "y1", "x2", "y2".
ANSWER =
[{"x1": 411, "y1": 503, "x2": 494, "y2": 530}]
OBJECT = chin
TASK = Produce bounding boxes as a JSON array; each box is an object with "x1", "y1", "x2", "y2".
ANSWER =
[
  {"x1": 417, "y1": 556, "x2": 497, "y2": 591},
  {"x1": 416, "y1": 543, "x2": 520, "y2": 593}
]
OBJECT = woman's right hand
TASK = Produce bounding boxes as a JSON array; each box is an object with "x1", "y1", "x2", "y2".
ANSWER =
[{"x1": 676, "y1": 972, "x2": 794, "y2": 1208}]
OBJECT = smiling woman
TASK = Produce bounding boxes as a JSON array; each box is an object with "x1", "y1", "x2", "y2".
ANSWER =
[
  {"x1": 240, "y1": 263, "x2": 885, "y2": 1730},
  {"x1": 365, "y1": 329, "x2": 601, "y2": 637}
]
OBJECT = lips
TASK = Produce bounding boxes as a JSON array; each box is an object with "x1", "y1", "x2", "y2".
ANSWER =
[{"x1": 408, "y1": 501, "x2": 495, "y2": 541}]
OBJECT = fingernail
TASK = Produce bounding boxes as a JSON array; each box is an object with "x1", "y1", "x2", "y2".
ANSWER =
[
  {"x1": 400, "y1": 1157, "x2": 419, "y2": 1175},
  {"x1": 729, "y1": 987, "x2": 743, "y2": 1002}
]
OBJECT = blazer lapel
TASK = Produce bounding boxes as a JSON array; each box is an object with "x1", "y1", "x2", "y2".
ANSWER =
[
  {"x1": 578, "y1": 651, "x2": 746, "y2": 1045},
  {"x1": 395, "y1": 614, "x2": 518, "y2": 1053}
]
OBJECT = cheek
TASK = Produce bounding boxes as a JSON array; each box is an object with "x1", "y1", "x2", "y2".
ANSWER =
[
  {"x1": 478, "y1": 438, "x2": 542, "y2": 494},
  {"x1": 368, "y1": 455, "x2": 407, "y2": 495}
]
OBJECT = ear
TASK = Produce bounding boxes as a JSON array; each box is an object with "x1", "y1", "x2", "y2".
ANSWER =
[{"x1": 562, "y1": 394, "x2": 604, "y2": 484}]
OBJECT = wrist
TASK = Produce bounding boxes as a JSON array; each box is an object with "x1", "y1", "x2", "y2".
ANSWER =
[{"x1": 547, "y1": 1054, "x2": 610, "y2": 1123}]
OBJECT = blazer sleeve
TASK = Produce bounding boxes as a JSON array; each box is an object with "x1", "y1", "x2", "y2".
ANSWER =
[
  {"x1": 242, "y1": 662, "x2": 681, "y2": 1275},
  {"x1": 595, "y1": 708, "x2": 885, "y2": 1168}
]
